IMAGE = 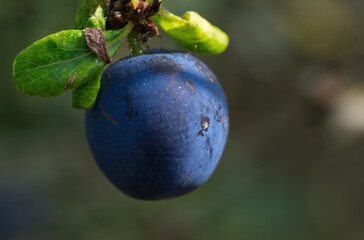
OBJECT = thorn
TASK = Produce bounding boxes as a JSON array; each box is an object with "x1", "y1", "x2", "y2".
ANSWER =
[{"x1": 64, "y1": 73, "x2": 77, "y2": 90}]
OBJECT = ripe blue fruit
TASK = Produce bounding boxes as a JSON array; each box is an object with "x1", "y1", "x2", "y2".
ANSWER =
[{"x1": 85, "y1": 49, "x2": 229, "y2": 200}]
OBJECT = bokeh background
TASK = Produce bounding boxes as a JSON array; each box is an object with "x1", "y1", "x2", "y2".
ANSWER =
[{"x1": 2, "y1": 0, "x2": 364, "y2": 239}]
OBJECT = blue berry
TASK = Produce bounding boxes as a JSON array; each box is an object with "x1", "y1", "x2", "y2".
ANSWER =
[{"x1": 85, "y1": 50, "x2": 229, "y2": 200}]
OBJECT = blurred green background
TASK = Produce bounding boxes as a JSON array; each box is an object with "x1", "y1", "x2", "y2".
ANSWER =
[{"x1": 2, "y1": 0, "x2": 364, "y2": 239}]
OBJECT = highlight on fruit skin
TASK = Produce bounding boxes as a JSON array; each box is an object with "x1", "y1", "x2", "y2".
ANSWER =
[{"x1": 85, "y1": 49, "x2": 229, "y2": 200}]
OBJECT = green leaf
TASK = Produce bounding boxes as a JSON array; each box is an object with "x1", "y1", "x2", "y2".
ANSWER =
[
  {"x1": 84, "y1": 5, "x2": 106, "y2": 30},
  {"x1": 72, "y1": 69, "x2": 101, "y2": 109},
  {"x1": 13, "y1": 23, "x2": 132, "y2": 109},
  {"x1": 76, "y1": 0, "x2": 105, "y2": 29},
  {"x1": 13, "y1": 30, "x2": 104, "y2": 97},
  {"x1": 153, "y1": 10, "x2": 229, "y2": 54}
]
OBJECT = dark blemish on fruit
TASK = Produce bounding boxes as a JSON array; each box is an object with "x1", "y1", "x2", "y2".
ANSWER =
[
  {"x1": 140, "y1": 59, "x2": 148, "y2": 66},
  {"x1": 150, "y1": 56, "x2": 182, "y2": 75},
  {"x1": 119, "y1": 69, "x2": 130, "y2": 82},
  {"x1": 206, "y1": 137, "x2": 213, "y2": 159},
  {"x1": 64, "y1": 73, "x2": 77, "y2": 90},
  {"x1": 125, "y1": 94, "x2": 130, "y2": 103},
  {"x1": 214, "y1": 110, "x2": 219, "y2": 120},
  {"x1": 197, "y1": 116, "x2": 210, "y2": 137},
  {"x1": 101, "y1": 109, "x2": 118, "y2": 125},
  {"x1": 185, "y1": 80, "x2": 196, "y2": 91},
  {"x1": 214, "y1": 105, "x2": 222, "y2": 119},
  {"x1": 126, "y1": 104, "x2": 139, "y2": 119}
]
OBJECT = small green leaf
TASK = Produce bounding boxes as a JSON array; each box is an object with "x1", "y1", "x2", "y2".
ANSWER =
[
  {"x1": 13, "y1": 23, "x2": 132, "y2": 109},
  {"x1": 13, "y1": 30, "x2": 105, "y2": 97},
  {"x1": 72, "y1": 69, "x2": 101, "y2": 109},
  {"x1": 153, "y1": 10, "x2": 229, "y2": 54},
  {"x1": 76, "y1": 0, "x2": 105, "y2": 29},
  {"x1": 84, "y1": 5, "x2": 106, "y2": 30}
]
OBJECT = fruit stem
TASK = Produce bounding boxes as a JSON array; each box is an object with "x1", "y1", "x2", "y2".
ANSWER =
[{"x1": 127, "y1": 27, "x2": 144, "y2": 57}]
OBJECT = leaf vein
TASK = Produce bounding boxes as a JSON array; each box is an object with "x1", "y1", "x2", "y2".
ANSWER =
[{"x1": 15, "y1": 52, "x2": 94, "y2": 74}]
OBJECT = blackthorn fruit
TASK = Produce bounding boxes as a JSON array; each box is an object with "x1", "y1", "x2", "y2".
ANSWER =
[{"x1": 85, "y1": 49, "x2": 229, "y2": 200}]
